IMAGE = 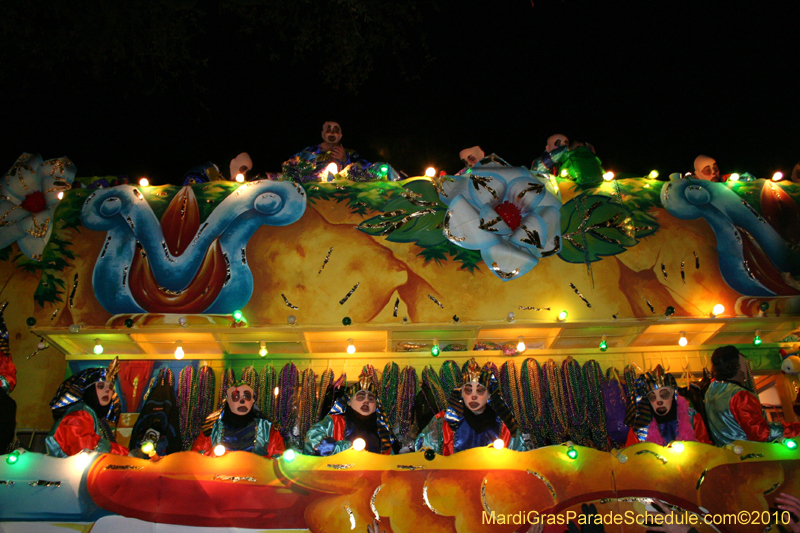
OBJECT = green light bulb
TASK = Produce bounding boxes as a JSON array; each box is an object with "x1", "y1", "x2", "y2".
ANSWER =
[
  {"x1": 785, "y1": 439, "x2": 798, "y2": 450},
  {"x1": 379, "y1": 165, "x2": 388, "y2": 174},
  {"x1": 93, "y1": 341, "x2": 103, "y2": 355},
  {"x1": 567, "y1": 446, "x2": 578, "y2": 459},
  {"x1": 431, "y1": 344, "x2": 440, "y2": 357},
  {"x1": 233, "y1": 310, "x2": 243, "y2": 322},
  {"x1": 283, "y1": 449, "x2": 296, "y2": 462},
  {"x1": 753, "y1": 335, "x2": 762, "y2": 345},
  {"x1": 6, "y1": 450, "x2": 19, "y2": 464},
  {"x1": 599, "y1": 340, "x2": 607, "y2": 352}
]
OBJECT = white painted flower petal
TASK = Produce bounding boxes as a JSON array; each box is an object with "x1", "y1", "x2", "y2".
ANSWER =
[
  {"x1": 537, "y1": 206, "x2": 562, "y2": 253},
  {"x1": 480, "y1": 242, "x2": 539, "y2": 281},
  {"x1": 0, "y1": 199, "x2": 29, "y2": 226},
  {"x1": 466, "y1": 171, "x2": 507, "y2": 208},
  {"x1": 439, "y1": 175, "x2": 470, "y2": 206},
  {"x1": 509, "y1": 213, "x2": 547, "y2": 254},
  {"x1": 2, "y1": 153, "x2": 43, "y2": 203},
  {"x1": 445, "y1": 196, "x2": 502, "y2": 250},
  {"x1": 507, "y1": 176, "x2": 547, "y2": 214}
]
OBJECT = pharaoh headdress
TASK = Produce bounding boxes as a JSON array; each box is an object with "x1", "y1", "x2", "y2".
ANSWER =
[{"x1": 49, "y1": 357, "x2": 121, "y2": 422}]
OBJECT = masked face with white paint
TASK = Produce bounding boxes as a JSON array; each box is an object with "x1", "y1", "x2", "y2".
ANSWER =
[{"x1": 459, "y1": 146, "x2": 485, "y2": 168}]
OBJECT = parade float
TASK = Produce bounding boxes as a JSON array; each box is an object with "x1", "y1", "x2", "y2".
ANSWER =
[{"x1": 1, "y1": 150, "x2": 799, "y2": 532}]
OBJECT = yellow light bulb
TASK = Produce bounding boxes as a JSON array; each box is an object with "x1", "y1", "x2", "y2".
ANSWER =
[
  {"x1": 235, "y1": 173, "x2": 245, "y2": 183},
  {"x1": 347, "y1": 339, "x2": 356, "y2": 354},
  {"x1": 679, "y1": 332, "x2": 688, "y2": 347},
  {"x1": 259, "y1": 341, "x2": 267, "y2": 357},
  {"x1": 139, "y1": 177, "x2": 150, "y2": 187},
  {"x1": 603, "y1": 171, "x2": 614, "y2": 181},
  {"x1": 772, "y1": 171, "x2": 784, "y2": 182},
  {"x1": 353, "y1": 438, "x2": 366, "y2": 451},
  {"x1": 174, "y1": 341, "x2": 184, "y2": 360},
  {"x1": 425, "y1": 167, "x2": 436, "y2": 178},
  {"x1": 560, "y1": 169, "x2": 569, "y2": 177},
  {"x1": 213, "y1": 445, "x2": 226, "y2": 456},
  {"x1": 492, "y1": 439, "x2": 505, "y2": 450},
  {"x1": 273, "y1": 386, "x2": 280, "y2": 397},
  {"x1": 325, "y1": 163, "x2": 339, "y2": 181},
  {"x1": 74, "y1": 450, "x2": 92, "y2": 469},
  {"x1": 516, "y1": 337, "x2": 526, "y2": 352},
  {"x1": 729, "y1": 173, "x2": 740, "y2": 182},
  {"x1": 712, "y1": 304, "x2": 724, "y2": 317},
  {"x1": 57, "y1": 191, "x2": 64, "y2": 200},
  {"x1": 671, "y1": 441, "x2": 685, "y2": 453},
  {"x1": 648, "y1": 170, "x2": 659, "y2": 179}
]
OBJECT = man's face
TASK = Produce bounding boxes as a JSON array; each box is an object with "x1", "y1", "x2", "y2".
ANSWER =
[
  {"x1": 735, "y1": 353, "x2": 747, "y2": 383},
  {"x1": 459, "y1": 146, "x2": 485, "y2": 168},
  {"x1": 647, "y1": 387, "x2": 674, "y2": 416},
  {"x1": 95, "y1": 381, "x2": 113, "y2": 406},
  {"x1": 546, "y1": 134, "x2": 569, "y2": 152},
  {"x1": 462, "y1": 382, "x2": 489, "y2": 414},
  {"x1": 321, "y1": 121, "x2": 342, "y2": 145},
  {"x1": 226, "y1": 385, "x2": 255, "y2": 415},
  {"x1": 694, "y1": 155, "x2": 720, "y2": 181},
  {"x1": 349, "y1": 390, "x2": 377, "y2": 416}
]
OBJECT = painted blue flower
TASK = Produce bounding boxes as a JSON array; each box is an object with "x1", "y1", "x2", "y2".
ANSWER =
[
  {"x1": 438, "y1": 159, "x2": 562, "y2": 281},
  {"x1": 0, "y1": 153, "x2": 75, "y2": 260}
]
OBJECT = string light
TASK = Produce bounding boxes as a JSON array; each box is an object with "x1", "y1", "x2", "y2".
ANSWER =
[
  {"x1": 492, "y1": 439, "x2": 505, "y2": 450},
  {"x1": 679, "y1": 332, "x2": 688, "y2": 347},
  {"x1": 560, "y1": 169, "x2": 569, "y2": 177},
  {"x1": 729, "y1": 173, "x2": 740, "y2": 182},
  {"x1": 516, "y1": 337, "x2": 526, "y2": 352},
  {"x1": 753, "y1": 330, "x2": 762, "y2": 345},
  {"x1": 213, "y1": 445, "x2": 226, "y2": 456},
  {"x1": 784, "y1": 438, "x2": 798, "y2": 450},
  {"x1": 648, "y1": 170, "x2": 659, "y2": 179},
  {"x1": 235, "y1": 173, "x2": 245, "y2": 183},
  {"x1": 353, "y1": 438, "x2": 366, "y2": 451},
  {"x1": 346, "y1": 339, "x2": 356, "y2": 355},
  {"x1": 75, "y1": 450, "x2": 92, "y2": 468},
  {"x1": 139, "y1": 177, "x2": 150, "y2": 187},
  {"x1": 599, "y1": 334, "x2": 607, "y2": 352},
  {"x1": 670, "y1": 441, "x2": 685, "y2": 453},
  {"x1": 141, "y1": 442, "x2": 155, "y2": 455},
  {"x1": 378, "y1": 164, "x2": 389, "y2": 175},
  {"x1": 5, "y1": 450, "x2": 19, "y2": 465},
  {"x1": 557, "y1": 310, "x2": 568, "y2": 322},
  {"x1": 603, "y1": 171, "x2": 614, "y2": 181},
  {"x1": 174, "y1": 340, "x2": 184, "y2": 360},
  {"x1": 283, "y1": 449, "x2": 296, "y2": 462},
  {"x1": 425, "y1": 167, "x2": 436, "y2": 178},
  {"x1": 566, "y1": 445, "x2": 578, "y2": 459},
  {"x1": 431, "y1": 339, "x2": 440, "y2": 357},
  {"x1": 259, "y1": 341, "x2": 268, "y2": 357},
  {"x1": 711, "y1": 304, "x2": 725, "y2": 318},
  {"x1": 325, "y1": 163, "x2": 339, "y2": 181},
  {"x1": 772, "y1": 172, "x2": 784, "y2": 182},
  {"x1": 273, "y1": 386, "x2": 279, "y2": 397},
  {"x1": 57, "y1": 191, "x2": 64, "y2": 200},
  {"x1": 233, "y1": 310, "x2": 243, "y2": 323},
  {"x1": 93, "y1": 339, "x2": 104, "y2": 355}
]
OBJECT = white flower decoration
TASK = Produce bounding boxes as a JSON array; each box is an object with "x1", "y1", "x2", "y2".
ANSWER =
[
  {"x1": 0, "y1": 153, "x2": 75, "y2": 260},
  {"x1": 438, "y1": 159, "x2": 562, "y2": 281}
]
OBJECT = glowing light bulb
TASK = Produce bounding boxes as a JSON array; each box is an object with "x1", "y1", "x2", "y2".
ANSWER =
[
  {"x1": 235, "y1": 173, "x2": 245, "y2": 183},
  {"x1": 567, "y1": 446, "x2": 578, "y2": 459},
  {"x1": 283, "y1": 449, "x2": 296, "y2": 462},
  {"x1": 75, "y1": 450, "x2": 92, "y2": 468},
  {"x1": 488, "y1": 439, "x2": 504, "y2": 450},
  {"x1": 273, "y1": 386, "x2": 279, "y2": 397},
  {"x1": 431, "y1": 339, "x2": 440, "y2": 357},
  {"x1": 6, "y1": 450, "x2": 19, "y2": 465},
  {"x1": 711, "y1": 304, "x2": 724, "y2": 317},
  {"x1": 678, "y1": 332, "x2": 688, "y2": 347},
  {"x1": 560, "y1": 169, "x2": 569, "y2": 177},
  {"x1": 139, "y1": 177, "x2": 150, "y2": 187},
  {"x1": 785, "y1": 438, "x2": 798, "y2": 450},
  {"x1": 214, "y1": 445, "x2": 226, "y2": 456},
  {"x1": 347, "y1": 339, "x2": 356, "y2": 355},
  {"x1": 325, "y1": 163, "x2": 339, "y2": 181},
  {"x1": 259, "y1": 341, "x2": 268, "y2": 357},
  {"x1": 425, "y1": 167, "x2": 436, "y2": 178},
  {"x1": 233, "y1": 310, "x2": 243, "y2": 322},
  {"x1": 174, "y1": 340, "x2": 184, "y2": 360},
  {"x1": 353, "y1": 438, "x2": 366, "y2": 451},
  {"x1": 93, "y1": 339, "x2": 104, "y2": 355},
  {"x1": 57, "y1": 191, "x2": 64, "y2": 200},
  {"x1": 671, "y1": 441, "x2": 685, "y2": 453},
  {"x1": 648, "y1": 170, "x2": 659, "y2": 179},
  {"x1": 379, "y1": 164, "x2": 389, "y2": 174},
  {"x1": 772, "y1": 172, "x2": 784, "y2": 182},
  {"x1": 516, "y1": 337, "x2": 526, "y2": 352},
  {"x1": 557, "y1": 310, "x2": 568, "y2": 322},
  {"x1": 753, "y1": 330, "x2": 762, "y2": 345},
  {"x1": 141, "y1": 442, "x2": 155, "y2": 455},
  {"x1": 603, "y1": 171, "x2": 614, "y2": 181},
  {"x1": 599, "y1": 334, "x2": 607, "y2": 352},
  {"x1": 729, "y1": 173, "x2": 740, "y2": 182}
]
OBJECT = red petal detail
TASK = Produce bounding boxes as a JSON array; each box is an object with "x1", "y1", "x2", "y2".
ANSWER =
[
  {"x1": 738, "y1": 226, "x2": 800, "y2": 296},
  {"x1": 161, "y1": 186, "x2": 200, "y2": 257},
  {"x1": 760, "y1": 181, "x2": 800, "y2": 247}
]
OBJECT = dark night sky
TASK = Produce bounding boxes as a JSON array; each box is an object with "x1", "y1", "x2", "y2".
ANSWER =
[{"x1": 3, "y1": 1, "x2": 798, "y2": 184}]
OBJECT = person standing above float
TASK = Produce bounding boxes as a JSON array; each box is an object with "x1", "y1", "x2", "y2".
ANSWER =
[
  {"x1": 625, "y1": 365, "x2": 710, "y2": 446},
  {"x1": 415, "y1": 359, "x2": 524, "y2": 455},
  {"x1": 192, "y1": 380, "x2": 284, "y2": 457},
  {"x1": 46, "y1": 357, "x2": 129, "y2": 457},
  {"x1": 455, "y1": 146, "x2": 485, "y2": 175},
  {"x1": 693, "y1": 154, "x2": 726, "y2": 182},
  {"x1": 304, "y1": 373, "x2": 399, "y2": 456},
  {"x1": 283, "y1": 121, "x2": 358, "y2": 180},
  {"x1": 705, "y1": 345, "x2": 800, "y2": 445},
  {"x1": 531, "y1": 133, "x2": 569, "y2": 175}
]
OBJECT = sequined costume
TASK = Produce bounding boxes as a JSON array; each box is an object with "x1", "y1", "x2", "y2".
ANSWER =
[
  {"x1": 304, "y1": 376, "x2": 397, "y2": 456},
  {"x1": 191, "y1": 406, "x2": 284, "y2": 457},
  {"x1": 46, "y1": 401, "x2": 128, "y2": 457},
  {"x1": 283, "y1": 144, "x2": 359, "y2": 182},
  {"x1": 0, "y1": 302, "x2": 17, "y2": 454},
  {"x1": 705, "y1": 380, "x2": 800, "y2": 446},
  {"x1": 46, "y1": 359, "x2": 127, "y2": 457},
  {"x1": 415, "y1": 359, "x2": 524, "y2": 455}
]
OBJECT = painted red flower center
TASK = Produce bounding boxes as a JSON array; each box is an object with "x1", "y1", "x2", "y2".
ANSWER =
[
  {"x1": 21, "y1": 191, "x2": 47, "y2": 214},
  {"x1": 494, "y1": 201, "x2": 522, "y2": 230}
]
